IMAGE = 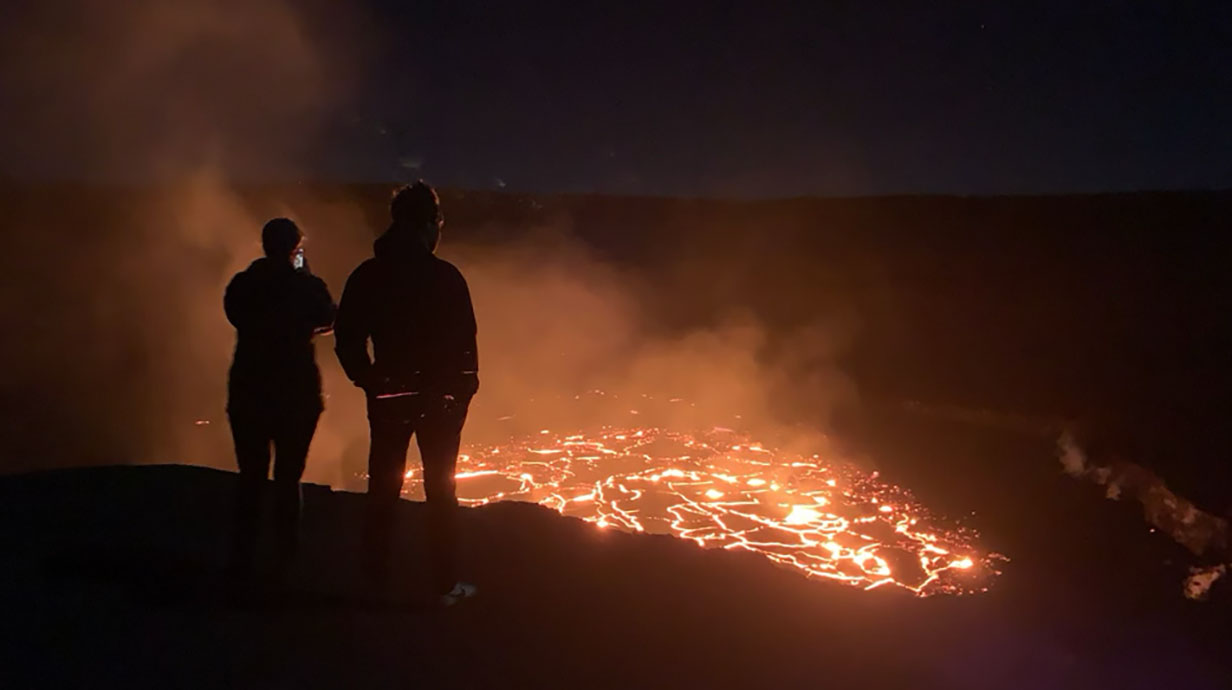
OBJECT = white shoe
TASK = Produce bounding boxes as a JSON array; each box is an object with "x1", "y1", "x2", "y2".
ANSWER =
[{"x1": 439, "y1": 581, "x2": 478, "y2": 607}]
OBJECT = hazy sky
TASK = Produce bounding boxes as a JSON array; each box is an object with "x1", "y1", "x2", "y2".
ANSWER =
[{"x1": 3, "y1": 1, "x2": 1231, "y2": 196}]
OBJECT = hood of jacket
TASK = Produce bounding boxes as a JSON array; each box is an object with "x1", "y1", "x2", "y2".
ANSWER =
[{"x1": 374, "y1": 225, "x2": 434, "y2": 263}]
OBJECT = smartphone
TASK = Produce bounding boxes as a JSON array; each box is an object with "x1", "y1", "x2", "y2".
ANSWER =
[{"x1": 293, "y1": 247, "x2": 305, "y2": 270}]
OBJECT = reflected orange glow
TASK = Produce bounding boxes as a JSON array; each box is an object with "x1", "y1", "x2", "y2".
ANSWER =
[{"x1": 397, "y1": 426, "x2": 1001, "y2": 595}]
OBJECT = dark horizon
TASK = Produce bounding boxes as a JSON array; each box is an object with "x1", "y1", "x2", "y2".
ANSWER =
[{"x1": 4, "y1": 175, "x2": 1232, "y2": 203}]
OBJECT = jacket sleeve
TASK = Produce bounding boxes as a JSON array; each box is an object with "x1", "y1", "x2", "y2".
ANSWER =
[
  {"x1": 223, "y1": 273, "x2": 249, "y2": 329},
  {"x1": 445, "y1": 266, "x2": 480, "y2": 397},
  {"x1": 305, "y1": 275, "x2": 336, "y2": 333},
  {"x1": 333, "y1": 265, "x2": 374, "y2": 387}
]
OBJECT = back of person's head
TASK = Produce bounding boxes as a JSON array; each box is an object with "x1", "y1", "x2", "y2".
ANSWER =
[
  {"x1": 390, "y1": 180, "x2": 443, "y2": 252},
  {"x1": 262, "y1": 217, "x2": 302, "y2": 258},
  {"x1": 390, "y1": 180, "x2": 441, "y2": 226}
]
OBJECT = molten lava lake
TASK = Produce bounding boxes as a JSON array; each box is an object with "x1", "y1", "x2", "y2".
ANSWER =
[{"x1": 399, "y1": 427, "x2": 1002, "y2": 595}]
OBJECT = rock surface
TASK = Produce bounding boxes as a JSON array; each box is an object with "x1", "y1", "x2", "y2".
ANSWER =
[{"x1": 2, "y1": 461, "x2": 1229, "y2": 689}]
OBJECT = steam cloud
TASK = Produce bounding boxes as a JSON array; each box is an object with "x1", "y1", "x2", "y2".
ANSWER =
[
  {"x1": 0, "y1": 0, "x2": 364, "y2": 180},
  {"x1": 0, "y1": 0, "x2": 858, "y2": 488},
  {"x1": 1058, "y1": 432, "x2": 1230, "y2": 599}
]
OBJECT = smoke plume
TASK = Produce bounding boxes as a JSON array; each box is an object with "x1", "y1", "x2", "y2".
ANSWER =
[{"x1": 0, "y1": 0, "x2": 860, "y2": 488}]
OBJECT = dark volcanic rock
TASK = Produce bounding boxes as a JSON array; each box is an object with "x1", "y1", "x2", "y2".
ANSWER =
[{"x1": 0, "y1": 464, "x2": 1228, "y2": 689}]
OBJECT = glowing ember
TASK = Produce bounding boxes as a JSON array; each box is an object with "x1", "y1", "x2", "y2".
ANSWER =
[{"x1": 399, "y1": 426, "x2": 998, "y2": 595}]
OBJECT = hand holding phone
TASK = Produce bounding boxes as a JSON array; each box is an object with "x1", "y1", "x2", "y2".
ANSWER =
[{"x1": 293, "y1": 247, "x2": 306, "y2": 271}]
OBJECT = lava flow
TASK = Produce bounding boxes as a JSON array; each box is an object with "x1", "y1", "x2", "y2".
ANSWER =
[{"x1": 401, "y1": 426, "x2": 999, "y2": 595}]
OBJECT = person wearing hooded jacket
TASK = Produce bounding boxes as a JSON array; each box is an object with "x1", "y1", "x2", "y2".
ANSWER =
[
  {"x1": 334, "y1": 181, "x2": 479, "y2": 606},
  {"x1": 224, "y1": 217, "x2": 335, "y2": 588}
]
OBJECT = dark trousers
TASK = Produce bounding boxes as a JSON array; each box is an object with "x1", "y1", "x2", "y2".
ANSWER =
[
  {"x1": 364, "y1": 395, "x2": 469, "y2": 595},
  {"x1": 228, "y1": 408, "x2": 320, "y2": 577}
]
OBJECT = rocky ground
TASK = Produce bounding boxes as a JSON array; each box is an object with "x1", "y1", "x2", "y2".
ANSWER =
[{"x1": 3, "y1": 403, "x2": 1229, "y2": 689}]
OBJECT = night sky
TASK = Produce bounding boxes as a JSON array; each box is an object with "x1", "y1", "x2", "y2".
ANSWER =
[{"x1": 4, "y1": 1, "x2": 1232, "y2": 196}]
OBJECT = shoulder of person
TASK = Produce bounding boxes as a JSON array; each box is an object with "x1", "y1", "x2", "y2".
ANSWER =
[
  {"x1": 344, "y1": 257, "x2": 381, "y2": 284},
  {"x1": 225, "y1": 268, "x2": 253, "y2": 292},
  {"x1": 296, "y1": 271, "x2": 329, "y2": 289},
  {"x1": 296, "y1": 273, "x2": 332, "y2": 302},
  {"x1": 432, "y1": 256, "x2": 468, "y2": 282}
]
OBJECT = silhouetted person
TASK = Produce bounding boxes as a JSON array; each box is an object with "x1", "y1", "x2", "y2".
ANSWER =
[
  {"x1": 224, "y1": 218, "x2": 334, "y2": 589},
  {"x1": 334, "y1": 181, "x2": 479, "y2": 606}
]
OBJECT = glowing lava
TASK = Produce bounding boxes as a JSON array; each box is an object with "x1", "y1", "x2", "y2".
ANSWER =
[{"x1": 399, "y1": 426, "x2": 999, "y2": 595}]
